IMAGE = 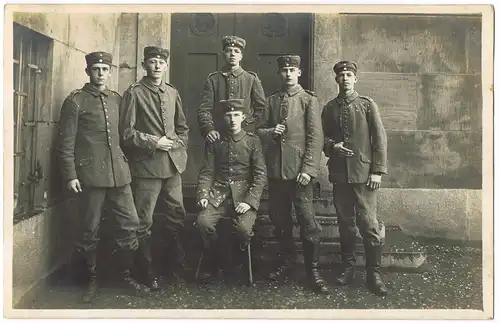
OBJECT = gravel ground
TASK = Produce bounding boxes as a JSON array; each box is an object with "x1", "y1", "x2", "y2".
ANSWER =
[{"x1": 17, "y1": 238, "x2": 482, "y2": 310}]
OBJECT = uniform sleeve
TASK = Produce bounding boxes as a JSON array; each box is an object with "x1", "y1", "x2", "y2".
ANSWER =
[
  {"x1": 243, "y1": 138, "x2": 267, "y2": 211},
  {"x1": 301, "y1": 96, "x2": 324, "y2": 178},
  {"x1": 243, "y1": 75, "x2": 267, "y2": 128},
  {"x1": 197, "y1": 142, "x2": 215, "y2": 202},
  {"x1": 255, "y1": 96, "x2": 275, "y2": 144},
  {"x1": 119, "y1": 89, "x2": 159, "y2": 154},
  {"x1": 198, "y1": 76, "x2": 216, "y2": 138},
  {"x1": 321, "y1": 103, "x2": 336, "y2": 158},
  {"x1": 58, "y1": 96, "x2": 79, "y2": 182},
  {"x1": 367, "y1": 99, "x2": 388, "y2": 174},
  {"x1": 173, "y1": 90, "x2": 189, "y2": 149}
]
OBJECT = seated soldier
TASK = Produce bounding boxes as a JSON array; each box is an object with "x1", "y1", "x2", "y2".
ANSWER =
[{"x1": 195, "y1": 99, "x2": 267, "y2": 284}]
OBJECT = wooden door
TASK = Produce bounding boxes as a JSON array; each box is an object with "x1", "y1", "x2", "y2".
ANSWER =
[{"x1": 171, "y1": 13, "x2": 312, "y2": 195}]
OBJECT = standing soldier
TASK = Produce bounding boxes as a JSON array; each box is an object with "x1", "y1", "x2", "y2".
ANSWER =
[
  {"x1": 321, "y1": 60, "x2": 388, "y2": 296},
  {"x1": 58, "y1": 51, "x2": 150, "y2": 303},
  {"x1": 195, "y1": 99, "x2": 267, "y2": 284},
  {"x1": 198, "y1": 35, "x2": 267, "y2": 144},
  {"x1": 256, "y1": 55, "x2": 328, "y2": 294},
  {"x1": 120, "y1": 46, "x2": 189, "y2": 290}
]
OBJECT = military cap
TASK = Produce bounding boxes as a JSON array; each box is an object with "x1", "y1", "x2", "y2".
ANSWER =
[
  {"x1": 144, "y1": 46, "x2": 170, "y2": 61},
  {"x1": 220, "y1": 99, "x2": 245, "y2": 113},
  {"x1": 222, "y1": 36, "x2": 246, "y2": 50},
  {"x1": 333, "y1": 60, "x2": 358, "y2": 74},
  {"x1": 277, "y1": 55, "x2": 301, "y2": 68},
  {"x1": 85, "y1": 51, "x2": 113, "y2": 66}
]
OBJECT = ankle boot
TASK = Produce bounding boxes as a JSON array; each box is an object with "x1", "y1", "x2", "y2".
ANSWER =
[
  {"x1": 118, "y1": 249, "x2": 150, "y2": 296},
  {"x1": 336, "y1": 226, "x2": 357, "y2": 286},
  {"x1": 365, "y1": 243, "x2": 388, "y2": 296},
  {"x1": 268, "y1": 232, "x2": 295, "y2": 281},
  {"x1": 137, "y1": 239, "x2": 160, "y2": 291},
  {"x1": 335, "y1": 266, "x2": 355, "y2": 286},
  {"x1": 304, "y1": 240, "x2": 329, "y2": 294},
  {"x1": 82, "y1": 250, "x2": 98, "y2": 303}
]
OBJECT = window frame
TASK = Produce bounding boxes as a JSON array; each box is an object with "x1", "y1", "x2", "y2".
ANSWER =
[{"x1": 13, "y1": 23, "x2": 53, "y2": 223}]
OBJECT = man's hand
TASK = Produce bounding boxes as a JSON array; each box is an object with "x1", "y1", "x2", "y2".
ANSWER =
[
  {"x1": 198, "y1": 198, "x2": 209, "y2": 209},
  {"x1": 235, "y1": 202, "x2": 251, "y2": 214},
  {"x1": 296, "y1": 172, "x2": 311, "y2": 186},
  {"x1": 206, "y1": 130, "x2": 220, "y2": 144},
  {"x1": 333, "y1": 141, "x2": 354, "y2": 157},
  {"x1": 156, "y1": 136, "x2": 175, "y2": 151},
  {"x1": 67, "y1": 179, "x2": 82, "y2": 193},
  {"x1": 367, "y1": 174, "x2": 382, "y2": 190},
  {"x1": 273, "y1": 124, "x2": 286, "y2": 136}
]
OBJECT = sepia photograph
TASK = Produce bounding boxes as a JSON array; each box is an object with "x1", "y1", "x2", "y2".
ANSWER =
[{"x1": 2, "y1": 3, "x2": 494, "y2": 320}]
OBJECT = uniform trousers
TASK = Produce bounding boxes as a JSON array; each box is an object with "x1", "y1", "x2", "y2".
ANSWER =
[
  {"x1": 130, "y1": 173, "x2": 186, "y2": 241},
  {"x1": 196, "y1": 197, "x2": 257, "y2": 248},
  {"x1": 76, "y1": 184, "x2": 140, "y2": 252},
  {"x1": 332, "y1": 182, "x2": 382, "y2": 267},
  {"x1": 268, "y1": 179, "x2": 322, "y2": 255}
]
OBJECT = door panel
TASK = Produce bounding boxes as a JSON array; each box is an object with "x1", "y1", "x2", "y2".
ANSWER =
[{"x1": 171, "y1": 13, "x2": 311, "y2": 191}]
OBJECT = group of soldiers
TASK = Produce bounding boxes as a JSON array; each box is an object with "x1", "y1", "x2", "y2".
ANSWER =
[{"x1": 58, "y1": 35, "x2": 388, "y2": 304}]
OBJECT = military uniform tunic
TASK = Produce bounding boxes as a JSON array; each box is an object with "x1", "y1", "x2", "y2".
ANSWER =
[
  {"x1": 198, "y1": 67, "x2": 267, "y2": 136},
  {"x1": 120, "y1": 77, "x2": 189, "y2": 240},
  {"x1": 58, "y1": 83, "x2": 139, "y2": 252},
  {"x1": 196, "y1": 130, "x2": 267, "y2": 246},
  {"x1": 322, "y1": 90, "x2": 388, "y2": 264},
  {"x1": 256, "y1": 84, "x2": 323, "y2": 248}
]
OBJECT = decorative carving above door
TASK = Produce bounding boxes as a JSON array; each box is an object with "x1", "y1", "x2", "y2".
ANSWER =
[{"x1": 190, "y1": 13, "x2": 217, "y2": 36}]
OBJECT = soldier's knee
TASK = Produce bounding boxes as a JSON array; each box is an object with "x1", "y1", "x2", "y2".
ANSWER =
[
  {"x1": 196, "y1": 216, "x2": 215, "y2": 234},
  {"x1": 235, "y1": 224, "x2": 253, "y2": 242}
]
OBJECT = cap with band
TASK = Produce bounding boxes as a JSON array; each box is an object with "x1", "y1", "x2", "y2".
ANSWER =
[
  {"x1": 144, "y1": 46, "x2": 170, "y2": 61},
  {"x1": 220, "y1": 99, "x2": 245, "y2": 113},
  {"x1": 333, "y1": 60, "x2": 358, "y2": 74},
  {"x1": 277, "y1": 55, "x2": 301, "y2": 69},
  {"x1": 85, "y1": 51, "x2": 113, "y2": 66}
]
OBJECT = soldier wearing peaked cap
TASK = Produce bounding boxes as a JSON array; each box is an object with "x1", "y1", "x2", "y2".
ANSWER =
[
  {"x1": 256, "y1": 55, "x2": 328, "y2": 294},
  {"x1": 58, "y1": 51, "x2": 150, "y2": 302},
  {"x1": 321, "y1": 60, "x2": 388, "y2": 296},
  {"x1": 198, "y1": 36, "x2": 267, "y2": 144},
  {"x1": 195, "y1": 98, "x2": 267, "y2": 284},
  {"x1": 120, "y1": 45, "x2": 190, "y2": 290}
]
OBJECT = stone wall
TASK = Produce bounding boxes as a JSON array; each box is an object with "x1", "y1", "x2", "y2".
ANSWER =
[
  {"x1": 313, "y1": 13, "x2": 482, "y2": 241},
  {"x1": 12, "y1": 12, "x2": 123, "y2": 305}
]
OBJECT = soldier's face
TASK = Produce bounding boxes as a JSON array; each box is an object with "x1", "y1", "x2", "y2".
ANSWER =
[
  {"x1": 143, "y1": 58, "x2": 168, "y2": 80},
  {"x1": 336, "y1": 71, "x2": 358, "y2": 91},
  {"x1": 85, "y1": 63, "x2": 111, "y2": 86},
  {"x1": 224, "y1": 111, "x2": 245, "y2": 133},
  {"x1": 278, "y1": 67, "x2": 301, "y2": 86},
  {"x1": 223, "y1": 46, "x2": 243, "y2": 67}
]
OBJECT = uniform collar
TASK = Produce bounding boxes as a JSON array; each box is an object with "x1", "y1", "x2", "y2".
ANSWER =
[
  {"x1": 83, "y1": 83, "x2": 110, "y2": 97},
  {"x1": 140, "y1": 77, "x2": 167, "y2": 93},
  {"x1": 223, "y1": 129, "x2": 246, "y2": 142},
  {"x1": 221, "y1": 66, "x2": 244, "y2": 77},
  {"x1": 336, "y1": 90, "x2": 359, "y2": 104},
  {"x1": 280, "y1": 84, "x2": 303, "y2": 97}
]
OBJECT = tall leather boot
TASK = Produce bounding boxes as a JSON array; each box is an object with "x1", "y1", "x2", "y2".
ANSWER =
[
  {"x1": 268, "y1": 231, "x2": 295, "y2": 281},
  {"x1": 117, "y1": 248, "x2": 150, "y2": 296},
  {"x1": 335, "y1": 231, "x2": 357, "y2": 286},
  {"x1": 167, "y1": 233, "x2": 189, "y2": 282},
  {"x1": 303, "y1": 240, "x2": 329, "y2": 294},
  {"x1": 195, "y1": 242, "x2": 218, "y2": 283},
  {"x1": 364, "y1": 242, "x2": 388, "y2": 296},
  {"x1": 82, "y1": 250, "x2": 98, "y2": 303},
  {"x1": 137, "y1": 238, "x2": 160, "y2": 291}
]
